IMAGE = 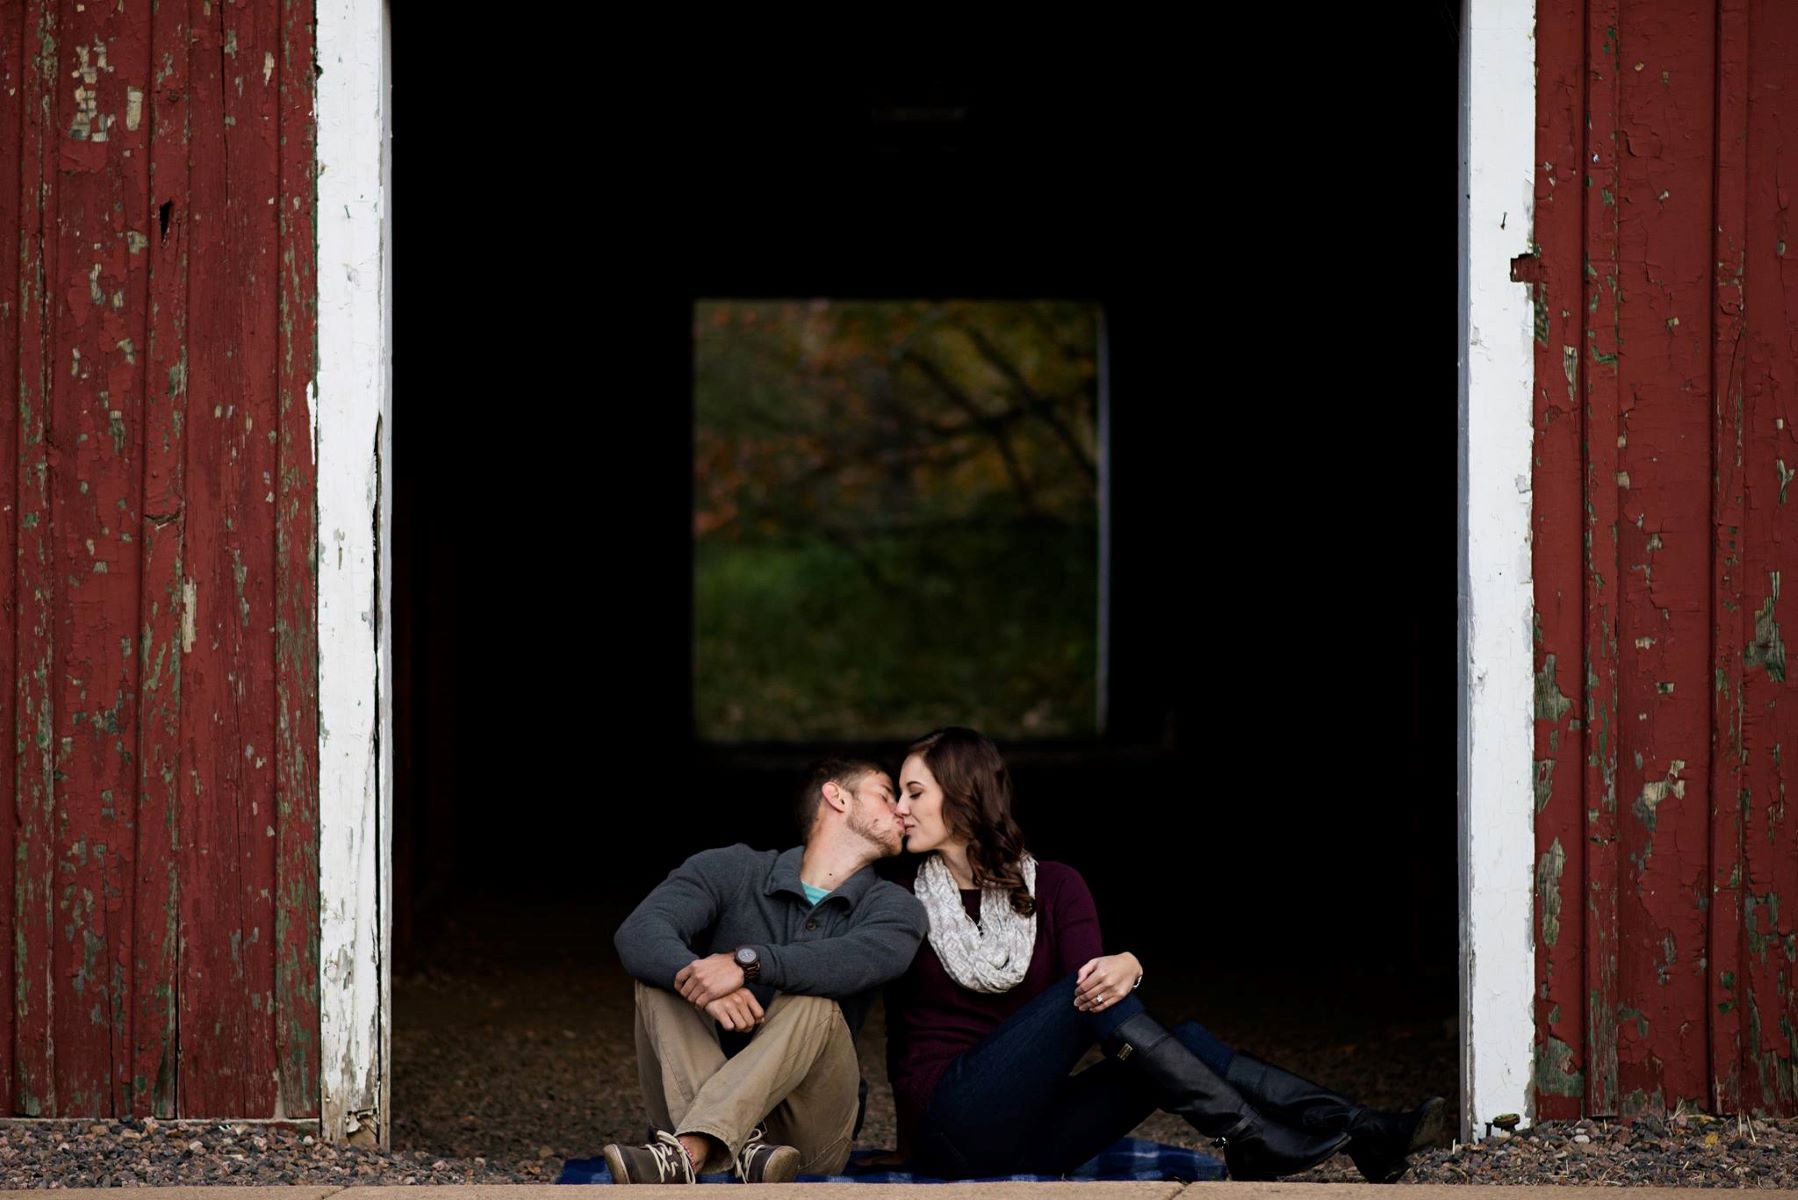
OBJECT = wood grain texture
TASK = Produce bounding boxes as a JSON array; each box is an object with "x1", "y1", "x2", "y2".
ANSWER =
[
  {"x1": 3, "y1": 0, "x2": 317, "y2": 1119},
  {"x1": 1535, "y1": 0, "x2": 1798, "y2": 1117}
]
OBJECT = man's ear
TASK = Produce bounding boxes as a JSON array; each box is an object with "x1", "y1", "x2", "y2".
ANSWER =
[{"x1": 821, "y1": 781, "x2": 847, "y2": 813}]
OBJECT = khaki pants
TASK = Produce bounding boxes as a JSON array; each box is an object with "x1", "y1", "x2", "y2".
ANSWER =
[{"x1": 632, "y1": 981, "x2": 859, "y2": 1175}]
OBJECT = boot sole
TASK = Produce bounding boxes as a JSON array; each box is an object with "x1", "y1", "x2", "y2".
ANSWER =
[
  {"x1": 1350, "y1": 1096, "x2": 1453, "y2": 1183},
  {"x1": 1227, "y1": 1130, "x2": 1351, "y2": 1181}
]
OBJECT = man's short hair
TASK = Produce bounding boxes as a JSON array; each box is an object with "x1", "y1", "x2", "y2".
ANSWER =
[{"x1": 797, "y1": 757, "x2": 886, "y2": 839}]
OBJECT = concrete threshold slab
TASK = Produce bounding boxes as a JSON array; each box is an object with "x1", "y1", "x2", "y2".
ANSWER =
[
  {"x1": 0, "y1": 1191, "x2": 342, "y2": 1200},
  {"x1": 346, "y1": 1186, "x2": 1186, "y2": 1199},
  {"x1": 1174, "y1": 1188, "x2": 1798, "y2": 1199},
  {"x1": 12, "y1": 1186, "x2": 1798, "y2": 1199}
]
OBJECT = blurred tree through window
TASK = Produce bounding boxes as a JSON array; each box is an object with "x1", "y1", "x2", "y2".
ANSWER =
[{"x1": 694, "y1": 299, "x2": 1102, "y2": 742}]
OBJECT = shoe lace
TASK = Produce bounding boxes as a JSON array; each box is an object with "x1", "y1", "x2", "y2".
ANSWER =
[
  {"x1": 649, "y1": 1131, "x2": 693, "y2": 1183},
  {"x1": 733, "y1": 1126, "x2": 769, "y2": 1178}
]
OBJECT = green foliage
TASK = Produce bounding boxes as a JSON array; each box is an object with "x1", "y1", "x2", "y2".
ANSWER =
[{"x1": 695, "y1": 300, "x2": 1100, "y2": 740}]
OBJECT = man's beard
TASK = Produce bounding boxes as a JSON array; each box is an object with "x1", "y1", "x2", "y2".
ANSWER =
[{"x1": 847, "y1": 807, "x2": 900, "y2": 857}]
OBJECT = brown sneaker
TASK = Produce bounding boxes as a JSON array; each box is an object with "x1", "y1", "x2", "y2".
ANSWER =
[
  {"x1": 733, "y1": 1126, "x2": 800, "y2": 1183},
  {"x1": 601, "y1": 1131, "x2": 695, "y2": 1184}
]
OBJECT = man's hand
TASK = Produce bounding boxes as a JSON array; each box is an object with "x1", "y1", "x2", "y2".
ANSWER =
[
  {"x1": 703, "y1": 987, "x2": 765, "y2": 1032},
  {"x1": 675, "y1": 952, "x2": 747, "y2": 1007}
]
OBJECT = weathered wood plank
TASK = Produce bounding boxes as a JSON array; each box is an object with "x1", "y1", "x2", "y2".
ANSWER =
[
  {"x1": 315, "y1": 0, "x2": 389, "y2": 1141},
  {"x1": 1708, "y1": 0, "x2": 1752, "y2": 1120},
  {"x1": 0, "y1": 0, "x2": 28, "y2": 1122},
  {"x1": 43, "y1": 0, "x2": 157, "y2": 1117},
  {"x1": 130, "y1": 0, "x2": 195, "y2": 1120},
  {"x1": 219, "y1": 0, "x2": 284, "y2": 1118},
  {"x1": 1530, "y1": 0, "x2": 1589, "y2": 1124},
  {"x1": 1608, "y1": 0, "x2": 1716, "y2": 1117},
  {"x1": 175, "y1": 0, "x2": 277, "y2": 1117},
  {"x1": 13, "y1": 0, "x2": 60, "y2": 1119},
  {"x1": 273, "y1": 0, "x2": 320, "y2": 1121},
  {"x1": 1735, "y1": 0, "x2": 1798, "y2": 1114},
  {"x1": 1582, "y1": 0, "x2": 1625, "y2": 1119}
]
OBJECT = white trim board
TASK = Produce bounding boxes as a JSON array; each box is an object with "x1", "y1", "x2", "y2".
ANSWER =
[
  {"x1": 314, "y1": 0, "x2": 393, "y2": 1146},
  {"x1": 1458, "y1": 0, "x2": 1537, "y2": 1140}
]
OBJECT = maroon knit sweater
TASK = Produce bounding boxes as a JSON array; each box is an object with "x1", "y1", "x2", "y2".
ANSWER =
[{"x1": 883, "y1": 859, "x2": 1103, "y2": 1148}]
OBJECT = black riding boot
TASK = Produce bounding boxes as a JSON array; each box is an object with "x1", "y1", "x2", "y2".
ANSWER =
[
  {"x1": 1105, "y1": 1015, "x2": 1349, "y2": 1181},
  {"x1": 1224, "y1": 1052, "x2": 1451, "y2": 1183}
]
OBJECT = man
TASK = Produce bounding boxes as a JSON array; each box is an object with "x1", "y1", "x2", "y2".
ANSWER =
[{"x1": 604, "y1": 758, "x2": 927, "y2": 1184}]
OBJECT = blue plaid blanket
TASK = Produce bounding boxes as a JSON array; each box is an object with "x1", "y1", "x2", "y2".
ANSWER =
[{"x1": 558, "y1": 1137, "x2": 1223, "y2": 1184}]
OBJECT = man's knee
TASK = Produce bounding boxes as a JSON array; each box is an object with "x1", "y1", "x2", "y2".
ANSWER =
[
  {"x1": 767, "y1": 992, "x2": 845, "y2": 1025},
  {"x1": 635, "y1": 979, "x2": 677, "y2": 1005}
]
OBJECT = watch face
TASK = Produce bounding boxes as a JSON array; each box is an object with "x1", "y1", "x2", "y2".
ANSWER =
[{"x1": 735, "y1": 948, "x2": 755, "y2": 965}]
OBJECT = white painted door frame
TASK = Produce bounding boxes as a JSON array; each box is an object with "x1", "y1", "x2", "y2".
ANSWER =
[
  {"x1": 306, "y1": 0, "x2": 1541, "y2": 1147},
  {"x1": 1459, "y1": 0, "x2": 1537, "y2": 1142},
  {"x1": 315, "y1": 0, "x2": 393, "y2": 1146}
]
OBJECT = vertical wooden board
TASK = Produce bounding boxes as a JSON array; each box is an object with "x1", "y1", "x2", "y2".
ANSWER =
[
  {"x1": 1608, "y1": 1, "x2": 1717, "y2": 1115},
  {"x1": 1582, "y1": 0, "x2": 1625, "y2": 1119},
  {"x1": 13, "y1": 0, "x2": 59, "y2": 1119},
  {"x1": 273, "y1": 0, "x2": 320, "y2": 1120},
  {"x1": 315, "y1": 0, "x2": 388, "y2": 1137},
  {"x1": 219, "y1": 0, "x2": 283, "y2": 1117},
  {"x1": 47, "y1": 0, "x2": 155, "y2": 1118},
  {"x1": 1531, "y1": 0, "x2": 1590, "y2": 1123},
  {"x1": 107, "y1": 0, "x2": 154, "y2": 1121},
  {"x1": 1708, "y1": 0, "x2": 1752, "y2": 1119},
  {"x1": 174, "y1": 0, "x2": 284, "y2": 1118},
  {"x1": 0, "y1": 0, "x2": 26, "y2": 1121},
  {"x1": 173, "y1": 0, "x2": 243, "y2": 1116},
  {"x1": 1735, "y1": 0, "x2": 1798, "y2": 1114},
  {"x1": 130, "y1": 0, "x2": 193, "y2": 1119}
]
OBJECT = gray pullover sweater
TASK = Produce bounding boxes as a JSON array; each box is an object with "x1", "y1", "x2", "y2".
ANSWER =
[{"x1": 614, "y1": 844, "x2": 928, "y2": 1037}]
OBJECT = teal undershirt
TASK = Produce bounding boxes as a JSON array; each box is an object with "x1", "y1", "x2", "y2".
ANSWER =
[{"x1": 802, "y1": 882, "x2": 832, "y2": 906}]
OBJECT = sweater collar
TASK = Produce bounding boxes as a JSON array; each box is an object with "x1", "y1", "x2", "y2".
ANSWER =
[{"x1": 766, "y1": 845, "x2": 877, "y2": 908}]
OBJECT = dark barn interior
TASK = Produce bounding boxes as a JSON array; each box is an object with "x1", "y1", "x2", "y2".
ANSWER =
[{"x1": 387, "y1": 20, "x2": 1461, "y2": 1168}]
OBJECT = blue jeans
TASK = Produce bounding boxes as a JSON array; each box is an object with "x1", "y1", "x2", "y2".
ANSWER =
[{"x1": 911, "y1": 971, "x2": 1234, "y2": 1178}]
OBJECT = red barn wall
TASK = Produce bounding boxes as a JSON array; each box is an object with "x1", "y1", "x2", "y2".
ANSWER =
[
  {"x1": 1533, "y1": 0, "x2": 1798, "y2": 1118},
  {"x1": 0, "y1": 0, "x2": 318, "y2": 1119}
]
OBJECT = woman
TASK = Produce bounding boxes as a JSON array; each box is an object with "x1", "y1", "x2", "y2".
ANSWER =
[{"x1": 883, "y1": 727, "x2": 1448, "y2": 1182}]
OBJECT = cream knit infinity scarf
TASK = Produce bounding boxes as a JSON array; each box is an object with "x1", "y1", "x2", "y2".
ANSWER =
[{"x1": 915, "y1": 852, "x2": 1038, "y2": 993}]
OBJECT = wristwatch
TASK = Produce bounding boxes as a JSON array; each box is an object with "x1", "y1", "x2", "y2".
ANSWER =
[{"x1": 734, "y1": 946, "x2": 761, "y2": 983}]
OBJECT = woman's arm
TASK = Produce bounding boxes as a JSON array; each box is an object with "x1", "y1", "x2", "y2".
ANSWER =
[
  {"x1": 1046, "y1": 862, "x2": 1105, "y2": 975},
  {"x1": 1043, "y1": 863, "x2": 1143, "y2": 1012}
]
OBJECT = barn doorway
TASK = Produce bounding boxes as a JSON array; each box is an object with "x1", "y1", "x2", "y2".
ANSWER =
[{"x1": 384, "y1": 25, "x2": 1463, "y2": 1170}]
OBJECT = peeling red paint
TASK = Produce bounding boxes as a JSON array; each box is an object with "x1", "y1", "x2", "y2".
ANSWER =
[
  {"x1": 132, "y1": 0, "x2": 194, "y2": 1121},
  {"x1": 1537, "y1": 0, "x2": 1798, "y2": 1118},
  {"x1": 273, "y1": 0, "x2": 321, "y2": 1122},
  {"x1": 1708, "y1": 0, "x2": 1751, "y2": 1120},
  {"x1": 1533, "y1": 0, "x2": 1589, "y2": 1123},
  {"x1": 1610, "y1": 1, "x2": 1715, "y2": 1118},
  {"x1": 4, "y1": 0, "x2": 316, "y2": 1119},
  {"x1": 1731, "y1": 0, "x2": 1798, "y2": 1115},
  {"x1": 15, "y1": 0, "x2": 64, "y2": 1120},
  {"x1": 176, "y1": 0, "x2": 282, "y2": 1119},
  {"x1": 0, "y1": 0, "x2": 25, "y2": 1124}
]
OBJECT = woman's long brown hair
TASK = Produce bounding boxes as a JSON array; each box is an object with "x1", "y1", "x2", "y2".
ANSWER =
[{"x1": 906, "y1": 727, "x2": 1036, "y2": 916}]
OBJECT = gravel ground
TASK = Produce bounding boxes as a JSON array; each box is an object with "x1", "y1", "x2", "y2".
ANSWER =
[{"x1": 6, "y1": 900, "x2": 1797, "y2": 1187}]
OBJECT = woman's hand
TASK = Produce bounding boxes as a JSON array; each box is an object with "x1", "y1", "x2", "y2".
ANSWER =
[{"x1": 1074, "y1": 952, "x2": 1143, "y2": 1013}]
